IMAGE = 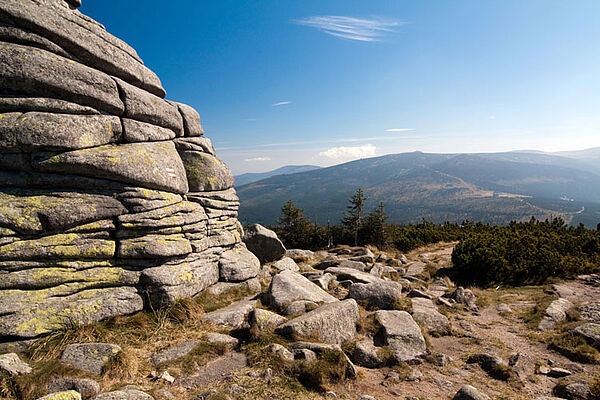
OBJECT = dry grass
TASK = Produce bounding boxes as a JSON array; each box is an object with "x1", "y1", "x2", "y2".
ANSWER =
[{"x1": 9, "y1": 286, "x2": 256, "y2": 399}]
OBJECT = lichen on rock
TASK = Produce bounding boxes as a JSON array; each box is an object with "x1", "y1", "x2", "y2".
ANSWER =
[{"x1": 0, "y1": 0, "x2": 251, "y2": 345}]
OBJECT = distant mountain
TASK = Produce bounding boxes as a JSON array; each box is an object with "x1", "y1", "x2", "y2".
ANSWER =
[
  {"x1": 552, "y1": 147, "x2": 600, "y2": 172},
  {"x1": 234, "y1": 165, "x2": 322, "y2": 187},
  {"x1": 236, "y1": 150, "x2": 600, "y2": 227}
]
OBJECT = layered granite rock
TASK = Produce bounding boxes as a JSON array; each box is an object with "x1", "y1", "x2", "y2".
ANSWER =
[{"x1": 0, "y1": 0, "x2": 254, "y2": 341}]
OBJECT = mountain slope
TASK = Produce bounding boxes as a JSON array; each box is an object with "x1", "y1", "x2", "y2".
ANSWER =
[
  {"x1": 234, "y1": 165, "x2": 322, "y2": 187},
  {"x1": 237, "y1": 151, "x2": 600, "y2": 226}
]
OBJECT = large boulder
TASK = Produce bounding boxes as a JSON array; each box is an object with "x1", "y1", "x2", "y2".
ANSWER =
[
  {"x1": 242, "y1": 224, "x2": 286, "y2": 263},
  {"x1": 374, "y1": 310, "x2": 427, "y2": 363},
  {"x1": 276, "y1": 299, "x2": 360, "y2": 345},
  {"x1": 347, "y1": 280, "x2": 402, "y2": 310},
  {"x1": 411, "y1": 297, "x2": 451, "y2": 335},
  {"x1": 267, "y1": 270, "x2": 337, "y2": 311},
  {"x1": 0, "y1": 0, "x2": 246, "y2": 346}
]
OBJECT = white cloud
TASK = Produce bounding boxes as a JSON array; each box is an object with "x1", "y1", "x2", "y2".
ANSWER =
[
  {"x1": 319, "y1": 144, "x2": 376, "y2": 159},
  {"x1": 272, "y1": 101, "x2": 291, "y2": 107},
  {"x1": 385, "y1": 128, "x2": 413, "y2": 132},
  {"x1": 295, "y1": 16, "x2": 402, "y2": 42},
  {"x1": 244, "y1": 157, "x2": 271, "y2": 162}
]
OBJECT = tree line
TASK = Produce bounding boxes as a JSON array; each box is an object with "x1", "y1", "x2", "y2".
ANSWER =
[{"x1": 269, "y1": 189, "x2": 600, "y2": 287}]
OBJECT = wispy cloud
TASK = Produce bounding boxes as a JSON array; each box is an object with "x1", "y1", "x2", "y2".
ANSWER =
[
  {"x1": 385, "y1": 128, "x2": 413, "y2": 132},
  {"x1": 245, "y1": 118, "x2": 263, "y2": 122},
  {"x1": 244, "y1": 157, "x2": 272, "y2": 162},
  {"x1": 272, "y1": 101, "x2": 291, "y2": 107},
  {"x1": 319, "y1": 144, "x2": 376, "y2": 159},
  {"x1": 295, "y1": 15, "x2": 402, "y2": 42}
]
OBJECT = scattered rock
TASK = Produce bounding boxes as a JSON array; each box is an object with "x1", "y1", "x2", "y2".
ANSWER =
[
  {"x1": 61, "y1": 343, "x2": 122, "y2": 375},
  {"x1": 451, "y1": 385, "x2": 490, "y2": 400},
  {"x1": 352, "y1": 339, "x2": 383, "y2": 368},
  {"x1": 91, "y1": 388, "x2": 154, "y2": 400},
  {"x1": 218, "y1": 246, "x2": 260, "y2": 282},
  {"x1": 269, "y1": 344, "x2": 294, "y2": 362},
  {"x1": 37, "y1": 391, "x2": 82, "y2": 400},
  {"x1": 411, "y1": 297, "x2": 451, "y2": 336},
  {"x1": 450, "y1": 287, "x2": 479, "y2": 312},
  {"x1": 202, "y1": 297, "x2": 257, "y2": 329},
  {"x1": 497, "y1": 303, "x2": 512, "y2": 313},
  {"x1": 293, "y1": 348, "x2": 317, "y2": 362},
  {"x1": 242, "y1": 224, "x2": 286, "y2": 263},
  {"x1": 573, "y1": 323, "x2": 600, "y2": 349},
  {"x1": 324, "y1": 267, "x2": 380, "y2": 284},
  {"x1": 539, "y1": 298, "x2": 574, "y2": 331},
  {"x1": 267, "y1": 270, "x2": 337, "y2": 312},
  {"x1": 285, "y1": 249, "x2": 314, "y2": 262},
  {"x1": 48, "y1": 378, "x2": 100, "y2": 399},
  {"x1": 466, "y1": 353, "x2": 512, "y2": 380},
  {"x1": 283, "y1": 300, "x2": 319, "y2": 316},
  {"x1": 578, "y1": 302, "x2": 600, "y2": 323},
  {"x1": 206, "y1": 332, "x2": 239, "y2": 348},
  {"x1": 374, "y1": 310, "x2": 426, "y2": 363},
  {"x1": 0, "y1": 352, "x2": 32, "y2": 375},
  {"x1": 272, "y1": 257, "x2": 299, "y2": 272},
  {"x1": 338, "y1": 259, "x2": 366, "y2": 271},
  {"x1": 548, "y1": 367, "x2": 572, "y2": 378},
  {"x1": 553, "y1": 381, "x2": 592, "y2": 400},
  {"x1": 431, "y1": 353, "x2": 453, "y2": 367},
  {"x1": 276, "y1": 299, "x2": 360, "y2": 345},
  {"x1": 151, "y1": 341, "x2": 199, "y2": 366},
  {"x1": 347, "y1": 280, "x2": 403, "y2": 310},
  {"x1": 249, "y1": 308, "x2": 287, "y2": 331},
  {"x1": 407, "y1": 289, "x2": 432, "y2": 299}
]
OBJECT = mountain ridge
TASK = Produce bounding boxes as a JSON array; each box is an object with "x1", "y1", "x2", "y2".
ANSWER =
[{"x1": 237, "y1": 149, "x2": 600, "y2": 227}]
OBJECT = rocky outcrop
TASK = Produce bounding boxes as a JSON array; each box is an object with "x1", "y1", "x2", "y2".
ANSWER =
[{"x1": 0, "y1": 0, "x2": 251, "y2": 343}]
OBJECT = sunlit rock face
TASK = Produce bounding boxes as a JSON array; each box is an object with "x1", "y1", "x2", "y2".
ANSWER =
[{"x1": 0, "y1": 0, "x2": 256, "y2": 341}]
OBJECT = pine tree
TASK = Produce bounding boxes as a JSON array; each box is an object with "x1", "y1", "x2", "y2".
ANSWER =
[
  {"x1": 277, "y1": 200, "x2": 313, "y2": 249},
  {"x1": 342, "y1": 188, "x2": 366, "y2": 246},
  {"x1": 363, "y1": 202, "x2": 389, "y2": 248}
]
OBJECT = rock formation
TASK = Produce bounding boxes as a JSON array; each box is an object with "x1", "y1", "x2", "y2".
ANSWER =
[{"x1": 0, "y1": 0, "x2": 258, "y2": 343}]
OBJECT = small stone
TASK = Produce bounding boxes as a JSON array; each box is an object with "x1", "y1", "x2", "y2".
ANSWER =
[
  {"x1": 497, "y1": 303, "x2": 512, "y2": 313},
  {"x1": 61, "y1": 343, "x2": 122, "y2": 375},
  {"x1": 0, "y1": 352, "x2": 32, "y2": 375},
  {"x1": 48, "y1": 378, "x2": 100, "y2": 399},
  {"x1": 272, "y1": 257, "x2": 299, "y2": 272},
  {"x1": 358, "y1": 396, "x2": 376, "y2": 400},
  {"x1": 431, "y1": 353, "x2": 453, "y2": 367},
  {"x1": 406, "y1": 368, "x2": 423, "y2": 381},
  {"x1": 206, "y1": 332, "x2": 240, "y2": 348},
  {"x1": 156, "y1": 389, "x2": 176, "y2": 400},
  {"x1": 36, "y1": 391, "x2": 82, "y2": 400},
  {"x1": 547, "y1": 367, "x2": 572, "y2": 378},
  {"x1": 157, "y1": 371, "x2": 175, "y2": 384},
  {"x1": 227, "y1": 384, "x2": 245, "y2": 396},
  {"x1": 452, "y1": 385, "x2": 490, "y2": 400},
  {"x1": 151, "y1": 341, "x2": 199, "y2": 366},
  {"x1": 325, "y1": 391, "x2": 337, "y2": 398},
  {"x1": 283, "y1": 300, "x2": 319, "y2": 316},
  {"x1": 553, "y1": 381, "x2": 591, "y2": 400},
  {"x1": 269, "y1": 344, "x2": 294, "y2": 362},
  {"x1": 293, "y1": 349, "x2": 317, "y2": 362}
]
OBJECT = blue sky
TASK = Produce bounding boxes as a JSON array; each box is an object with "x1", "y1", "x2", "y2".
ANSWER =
[{"x1": 82, "y1": 0, "x2": 600, "y2": 174}]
